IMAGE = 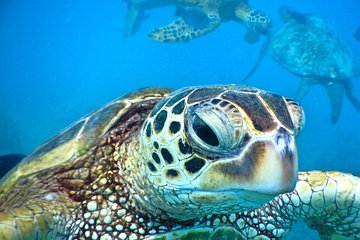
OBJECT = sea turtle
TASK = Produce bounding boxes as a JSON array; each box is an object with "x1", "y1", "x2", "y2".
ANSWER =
[
  {"x1": 0, "y1": 84, "x2": 359, "y2": 240},
  {"x1": 122, "y1": 0, "x2": 272, "y2": 43},
  {"x1": 242, "y1": 6, "x2": 360, "y2": 123}
]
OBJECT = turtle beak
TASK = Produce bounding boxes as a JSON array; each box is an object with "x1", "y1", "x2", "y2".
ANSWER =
[
  {"x1": 271, "y1": 128, "x2": 298, "y2": 192},
  {"x1": 238, "y1": 127, "x2": 298, "y2": 195},
  {"x1": 193, "y1": 127, "x2": 298, "y2": 196}
]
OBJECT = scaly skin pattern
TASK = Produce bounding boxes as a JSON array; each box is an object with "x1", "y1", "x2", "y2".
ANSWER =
[
  {"x1": 231, "y1": 171, "x2": 360, "y2": 239},
  {"x1": 149, "y1": 171, "x2": 360, "y2": 239},
  {"x1": 0, "y1": 88, "x2": 172, "y2": 240},
  {"x1": 0, "y1": 85, "x2": 301, "y2": 239},
  {"x1": 1, "y1": 170, "x2": 359, "y2": 239},
  {"x1": 0, "y1": 85, "x2": 358, "y2": 239}
]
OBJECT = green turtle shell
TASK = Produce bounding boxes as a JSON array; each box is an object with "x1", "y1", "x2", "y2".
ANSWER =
[
  {"x1": 0, "y1": 87, "x2": 172, "y2": 197},
  {"x1": 271, "y1": 15, "x2": 357, "y2": 80}
]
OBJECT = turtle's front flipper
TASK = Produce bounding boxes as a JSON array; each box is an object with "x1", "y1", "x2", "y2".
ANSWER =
[
  {"x1": 148, "y1": 6, "x2": 221, "y2": 42},
  {"x1": 231, "y1": 171, "x2": 360, "y2": 239},
  {"x1": 278, "y1": 171, "x2": 360, "y2": 239}
]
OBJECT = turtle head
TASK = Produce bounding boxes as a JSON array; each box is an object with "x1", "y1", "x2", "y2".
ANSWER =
[{"x1": 138, "y1": 85, "x2": 304, "y2": 220}]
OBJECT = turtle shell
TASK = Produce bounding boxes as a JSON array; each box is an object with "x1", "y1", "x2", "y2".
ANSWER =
[
  {"x1": 270, "y1": 15, "x2": 357, "y2": 80},
  {"x1": 0, "y1": 87, "x2": 172, "y2": 197}
]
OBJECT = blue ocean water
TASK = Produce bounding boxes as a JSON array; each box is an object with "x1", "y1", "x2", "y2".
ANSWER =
[{"x1": 0, "y1": 1, "x2": 359, "y2": 238}]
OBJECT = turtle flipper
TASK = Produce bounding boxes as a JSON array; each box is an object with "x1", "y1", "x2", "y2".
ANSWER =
[
  {"x1": 242, "y1": 35, "x2": 272, "y2": 82},
  {"x1": 233, "y1": 171, "x2": 360, "y2": 239},
  {"x1": 290, "y1": 171, "x2": 360, "y2": 239},
  {"x1": 148, "y1": 8, "x2": 221, "y2": 42},
  {"x1": 122, "y1": 2, "x2": 145, "y2": 39},
  {"x1": 295, "y1": 78, "x2": 316, "y2": 100},
  {"x1": 235, "y1": 6, "x2": 272, "y2": 35},
  {"x1": 324, "y1": 80, "x2": 345, "y2": 124}
]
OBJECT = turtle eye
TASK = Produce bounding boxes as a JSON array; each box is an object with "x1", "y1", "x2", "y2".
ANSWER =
[
  {"x1": 186, "y1": 104, "x2": 243, "y2": 155},
  {"x1": 192, "y1": 114, "x2": 219, "y2": 147}
]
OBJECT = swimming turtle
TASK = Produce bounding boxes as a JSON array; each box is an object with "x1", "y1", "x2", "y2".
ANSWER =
[
  {"x1": 242, "y1": 6, "x2": 360, "y2": 123},
  {"x1": 0, "y1": 84, "x2": 359, "y2": 240},
  {"x1": 122, "y1": 0, "x2": 272, "y2": 43}
]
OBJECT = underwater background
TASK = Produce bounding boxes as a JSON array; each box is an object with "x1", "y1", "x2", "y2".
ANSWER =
[{"x1": 0, "y1": 0, "x2": 359, "y2": 238}]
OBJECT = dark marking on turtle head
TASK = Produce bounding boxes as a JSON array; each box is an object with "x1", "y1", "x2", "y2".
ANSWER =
[
  {"x1": 187, "y1": 87, "x2": 226, "y2": 104},
  {"x1": 178, "y1": 138, "x2": 193, "y2": 155},
  {"x1": 219, "y1": 101, "x2": 230, "y2": 108},
  {"x1": 166, "y1": 169, "x2": 179, "y2": 178},
  {"x1": 154, "y1": 110, "x2": 167, "y2": 133},
  {"x1": 169, "y1": 121, "x2": 181, "y2": 134},
  {"x1": 172, "y1": 100, "x2": 186, "y2": 115},
  {"x1": 218, "y1": 141, "x2": 266, "y2": 178},
  {"x1": 184, "y1": 157, "x2": 206, "y2": 174},
  {"x1": 166, "y1": 88, "x2": 193, "y2": 107},
  {"x1": 222, "y1": 91, "x2": 276, "y2": 132},
  {"x1": 150, "y1": 97, "x2": 168, "y2": 118},
  {"x1": 259, "y1": 92, "x2": 294, "y2": 130},
  {"x1": 161, "y1": 148, "x2": 174, "y2": 164},
  {"x1": 211, "y1": 98, "x2": 221, "y2": 105},
  {"x1": 146, "y1": 122, "x2": 152, "y2": 138},
  {"x1": 147, "y1": 162, "x2": 157, "y2": 172},
  {"x1": 152, "y1": 152, "x2": 161, "y2": 164}
]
